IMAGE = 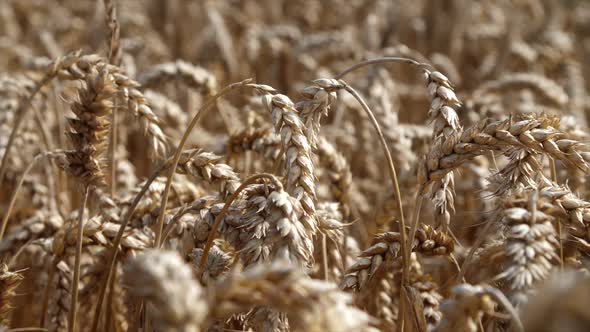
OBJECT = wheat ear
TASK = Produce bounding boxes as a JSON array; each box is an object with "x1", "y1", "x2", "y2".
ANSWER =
[{"x1": 197, "y1": 173, "x2": 283, "y2": 277}]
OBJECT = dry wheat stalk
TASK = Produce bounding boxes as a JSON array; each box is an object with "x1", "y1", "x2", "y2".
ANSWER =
[{"x1": 103, "y1": 0, "x2": 121, "y2": 66}]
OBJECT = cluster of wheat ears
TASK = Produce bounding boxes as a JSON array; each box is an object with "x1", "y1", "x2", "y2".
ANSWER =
[{"x1": 1, "y1": 0, "x2": 590, "y2": 331}]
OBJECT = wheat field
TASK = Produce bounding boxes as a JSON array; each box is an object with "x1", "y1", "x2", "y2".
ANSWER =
[{"x1": 0, "y1": 0, "x2": 589, "y2": 331}]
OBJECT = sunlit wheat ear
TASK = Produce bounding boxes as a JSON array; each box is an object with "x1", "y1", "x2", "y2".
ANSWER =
[
  {"x1": 316, "y1": 136, "x2": 353, "y2": 220},
  {"x1": 260, "y1": 94, "x2": 317, "y2": 229},
  {"x1": 296, "y1": 78, "x2": 341, "y2": 147},
  {"x1": 175, "y1": 149, "x2": 241, "y2": 198},
  {"x1": 421, "y1": 112, "x2": 590, "y2": 208},
  {"x1": 124, "y1": 250, "x2": 207, "y2": 331},
  {"x1": 50, "y1": 260, "x2": 72, "y2": 332},
  {"x1": 233, "y1": 183, "x2": 314, "y2": 270},
  {"x1": 110, "y1": 71, "x2": 168, "y2": 159},
  {"x1": 63, "y1": 65, "x2": 115, "y2": 188},
  {"x1": 190, "y1": 246, "x2": 231, "y2": 285},
  {"x1": 495, "y1": 191, "x2": 559, "y2": 307},
  {"x1": 209, "y1": 262, "x2": 377, "y2": 332}
]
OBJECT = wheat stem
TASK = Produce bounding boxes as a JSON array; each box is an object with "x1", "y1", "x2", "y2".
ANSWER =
[
  {"x1": 90, "y1": 161, "x2": 167, "y2": 332},
  {"x1": 103, "y1": 0, "x2": 121, "y2": 198},
  {"x1": 153, "y1": 79, "x2": 253, "y2": 248},
  {"x1": 336, "y1": 57, "x2": 424, "y2": 79},
  {"x1": 69, "y1": 185, "x2": 90, "y2": 332},
  {"x1": 338, "y1": 80, "x2": 410, "y2": 331},
  {"x1": 322, "y1": 233, "x2": 329, "y2": 281},
  {"x1": 338, "y1": 80, "x2": 410, "y2": 280}
]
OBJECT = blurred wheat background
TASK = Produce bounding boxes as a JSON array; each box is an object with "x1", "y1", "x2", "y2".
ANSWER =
[{"x1": 0, "y1": 0, "x2": 590, "y2": 331}]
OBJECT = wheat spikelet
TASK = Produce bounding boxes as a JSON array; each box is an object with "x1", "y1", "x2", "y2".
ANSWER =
[
  {"x1": 414, "y1": 68, "x2": 464, "y2": 230},
  {"x1": 110, "y1": 71, "x2": 167, "y2": 159},
  {"x1": 0, "y1": 211, "x2": 62, "y2": 256},
  {"x1": 228, "y1": 127, "x2": 283, "y2": 162},
  {"x1": 190, "y1": 246, "x2": 231, "y2": 284},
  {"x1": 316, "y1": 137, "x2": 352, "y2": 219}
]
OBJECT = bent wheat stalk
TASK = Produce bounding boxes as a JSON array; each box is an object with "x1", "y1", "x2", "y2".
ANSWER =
[
  {"x1": 68, "y1": 187, "x2": 89, "y2": 332},
  {"x1": 337, "y1": 81, "x2": 410, "y2": 281},
  {"x1": 153, "y1": 78, "x2": 257, "y2": 248}
]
